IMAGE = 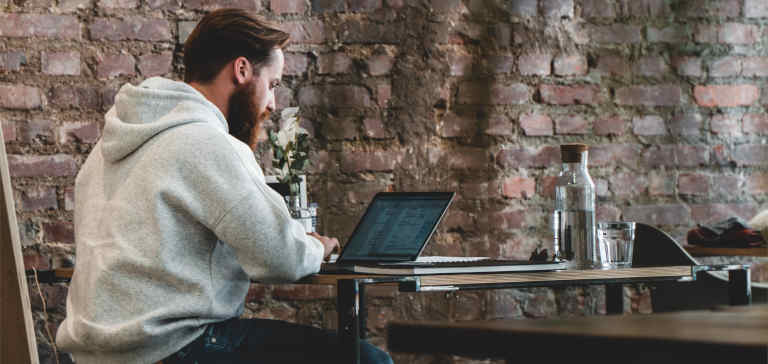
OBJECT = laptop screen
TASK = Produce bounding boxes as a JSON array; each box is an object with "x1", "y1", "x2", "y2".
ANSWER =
[{"x1": 338, "y1": 192, "x2": 454, "y2": 262}]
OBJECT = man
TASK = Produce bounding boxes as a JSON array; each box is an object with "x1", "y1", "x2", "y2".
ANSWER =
[{"x1": 56, "y1": 9, "x2": 393, "y2": 364}]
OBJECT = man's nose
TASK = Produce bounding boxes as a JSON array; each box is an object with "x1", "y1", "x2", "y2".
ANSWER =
[{"x1": 267, "y1": 93, "x2": 276, "y2": 112}]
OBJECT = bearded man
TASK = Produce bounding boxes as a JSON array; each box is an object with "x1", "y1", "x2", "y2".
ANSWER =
[{"x1": 56, "y1": 9, "x2": 392, "y2": 364}]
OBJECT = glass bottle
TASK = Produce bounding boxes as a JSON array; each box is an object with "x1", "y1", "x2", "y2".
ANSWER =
[{"x1": 553, "y1": 143, "x2": 597, "y2": 269}]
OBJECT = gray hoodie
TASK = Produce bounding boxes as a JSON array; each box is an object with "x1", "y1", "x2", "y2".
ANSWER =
[{"x1": 56, "y1": 77, "x2": 324, "y2": 364}]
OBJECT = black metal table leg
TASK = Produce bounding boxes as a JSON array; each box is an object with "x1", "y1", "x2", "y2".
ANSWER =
[
  {"x1": 359, "y1": 283, "x2": 367, "y2": 339},
  {"x1": 338, "y1": 279, "x2": 361, "y2": 364},
  {"x1": 606, "y1": 284, "x2": 623, "y2": 314},
  {"x1": 729, "y1": 268, "x2": 752, "y2": 306}
]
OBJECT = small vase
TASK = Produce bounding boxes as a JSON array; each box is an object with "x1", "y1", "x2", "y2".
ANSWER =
[{"x1": 285, "y1": 192, "x2": 316, "y2": 233}]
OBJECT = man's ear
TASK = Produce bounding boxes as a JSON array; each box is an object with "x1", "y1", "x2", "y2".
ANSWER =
[{"x1": 232, "y1": 57, "x2": 251, "y2": 85}]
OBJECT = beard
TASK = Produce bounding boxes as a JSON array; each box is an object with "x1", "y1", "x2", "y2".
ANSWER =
[{"x1": 227, "y1": 81, "x2": 270, "y2": 146}]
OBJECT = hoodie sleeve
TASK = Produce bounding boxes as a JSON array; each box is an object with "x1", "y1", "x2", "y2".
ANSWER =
[{"x1": 174, "y1": 126, "x2": 325, "y2": 283}]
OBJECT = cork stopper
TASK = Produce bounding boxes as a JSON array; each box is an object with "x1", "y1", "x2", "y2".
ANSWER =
[{"x1": 560, "y1": 143, "x2": 588, "y2": 163}]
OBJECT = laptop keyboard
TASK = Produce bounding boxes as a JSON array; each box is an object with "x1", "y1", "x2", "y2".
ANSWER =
[{"x1": 415, "y1": 256, "x2": 489, "y2": 263}]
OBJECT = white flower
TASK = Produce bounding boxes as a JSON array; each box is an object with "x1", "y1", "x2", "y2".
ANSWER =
[{"x1": 275, "y1": 107, "x2": 307, "y2": 148}]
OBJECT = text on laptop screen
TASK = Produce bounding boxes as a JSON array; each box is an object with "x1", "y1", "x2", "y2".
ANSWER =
[{"x1": 340, "y1": 195, "x2": 451, "y2": 261}]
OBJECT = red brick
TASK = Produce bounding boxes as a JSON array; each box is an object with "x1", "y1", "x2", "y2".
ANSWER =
[
  {"x1": 41, "y1": 51, "x2": 80, "y2": 76},
  {"x1": 743, "y1": 57, "x2": 768, "y2": 77},
  {"x1": 746, "y1": 0, "x2": 768, "y2": 17},
  {"x1": 138, "y1": 52, "x2": 172, "y2": 78},
  {"x1": 89, "y1": 17, "x2": 171, "y2": 42},
  {"x1": 733, "y1": 144, "x2": 768, "y2": 166},
  {"x1": 589, "y1": 24, "x2": 642, "y2": 44},
  {"x1": 298, "y1": 85, "x2": 371, "y2": 108},
  {"x1": 581, "y1": 0, "x2": 616, "y2": 18},
  {"x1": 317, "y1": 52, "x2": 353, "y2": 74},
  {"x1": 19, "y1": 120, "x2": 55, "y2": 144},
  {"x1": 438, "y1": 112, "x2": 476, "y2": 138},
  {"x1": 270, "y1": 0, "x2": 307, "y2": 13},
  {"x1": 691, "y1": 204, "x2": 757, "y2": 225},
  {"x1": 272, "y1": 284, "x2": 334, "y2": 300},
  {"x1": 43, "y1": 220, "x2": 74, "y2": 244},
  {"x1": 554, "y1": 115, "x2": 588, "y2": 134},
  {"x1": 49, "y1": 85, "x2": 101, "y2": 110},
  {"x1": 673, "y1": 56, "x2": 703, "y2": 77},
  {"x1": 64, "y1": 186, "x2": 74, "y2": 211},
  {"x1": 676, "y1": 144, "x2": 709, "y2": 167},
  {"x1": 23, "y1": 253, "x2": 51, "y2": 271},
  {"x1": 338, "y1": 19, "x2": 401, "y2": 44},
  {"x1": 0, "y1": 84, "x2": 42, "y2": 110},
  {"x1": 496, "y1": 146, "x2": 559, "y2": 168},
  {"x1": 538, "y1": 176, "x2": 558, "y2": 199},
  {"x1": 184, "y1": 0, "x2": 261, "y2": 10},
  {"x1": 640, "y1": 145, "x2": 674, "y2": 168},
  {"x1": 518, "y1": 53, "x2": 552, "y2": 76},
  {"x1": 325, "y1": 117, "x2": 357, "y2": 141},
  {"x1": 58, "y1": 122, "x2": 100, "y2": 144},
  {"x1": 710, "y1": 57, "x2": 742, "y2": 77},
  {"x1": 710, "y1": 114, "x2": 741, "y2": 135},
  {"x1": 622, "y1": 0, "x2": 672, "y2": 17},
  {"x1": 633, "y1": 56, "x2": 670, "y2": 77},
  {"x1": 710, "y1": 174, "x2": 743, "y2": 198},
  {"x1": 340, "y1": 150, "x2": 401, "y2": 172},
  {"x1": 632, "y1": 115, "x2": 666, "y2": 136},
  {"x1": 458, "y1": 82, "x2": 530, "y2": 105},
  {"x1": 647, "y1": 25, "x2": 689, "y2": 43},
  {"x1": 385, "y1": 0, "x2": 404, "y2": 7},
  {"x1": 98, "y1": 0, "x2": 138, "y2": 8},
  {"x1": 747, "y1": 174, "x2": 768, "y2": 194},
  {"x1": 540, "y1": 85, "x2": 598, "y2": 105},
  {"x1": 59, "y1": 0, "x2": 91, "y2": 12},
  {"x1": 711, "y1": 144, "x2": 732, "y2": 166},
  {"x1": 670, "y1": 113, "x2": 702, "y2": 136},
  {"x1": 519, "y1": 113, "x2": 553, "y2": 136},
  {"x1": 9, "y1": 154, "x2": 76, "y2": 177},
  {"x1": 483, "y1": 54, "x2": 514, "y2": 74},
  {"x1": 721, "y1": 23, "x2": 759, "y2": 44},
  {"x1": 695, "y1": 85, "x2": 759, "y2": 107},
  {"x1": 2, "y1": 120, "x2": 16, "y2": 142},
  {"x1": 507, "y1": 0, "x2": 537, "y2": 16},
  {"x1": 623, "y1": 204, "x2": 691, "y2": 226},
  {"x1": 501, "y1": 177, "x2": 535, "y2": 199},
  {"x1": 349, "y1": 0, "x2": 382, "y2": 11},
  {"x1": 743, "y1": 113, "x2": 768, "y2": 134},
  {"x1": 648, "y1": 172, "x2": 674, "y2": 196},
  {"x1": 283, "y1": 20, "x2": 326, "y2": 44},
  {"x1": 477, "y1": 210, "x2": 526, "y2": 230},
  {"x1": 367, "y1": 54, "x2": 394, "y2": 76},
  {"x1": 446, "y1": 147, "x2": 488, "y2": 170},
  {"x1": 485, "y1": 114, "x2": 512, "y2": 136},
  {"x1": 678, "y1": 0, "x2": 740, "y2": 17},
  {"x1": 20, "y1": 187, "x2": 57, "y2": 211},
  {"x1": 615, "y1": 85, "x2": 681, "y2": 106},
  {"x1": 0, "y1": 51, "x2": 26, "y2": 72},
  {"x1": 460, "y1": 181, "x2": 500, "y2": 200},
  {"x1": 593, "y1": 117, "x2": 627, "y2": 136},
  {"x1": 0, "y1": 14, "x2": 80, "y2": 39},
  {"x1": 590, "y1": 144, "x2": 642, "y2": 169},
  {"x1": 363, "y1": 117, "x2": 391, "y2": 139},
  {"x1": 678, "y1": 173, "x2": 709, "y2": 196},
  {"x1": 553, "y1": 54, "x2": 587, "y2": 75},
  {"x1": 609, "y1": 172, "x2": 647, "y2": 197},
  {"x1": 694, "y1": 24, "x2": 719, "y2": 43},
  {"x1": 595, "y1": 53, "x2": 630, "y2": 77},
  {"x1": 95, "y1": 53, "x2": 136, "y2": 80}
]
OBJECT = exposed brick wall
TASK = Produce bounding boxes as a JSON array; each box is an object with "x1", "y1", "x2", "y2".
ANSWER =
[{"x1": 3, "y1": 0, "x2": 768, "y2": 362}]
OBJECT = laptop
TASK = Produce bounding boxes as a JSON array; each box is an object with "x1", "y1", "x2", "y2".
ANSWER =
[{"x1": 320, "y1": 192, "x2": 567, "y2": 275}]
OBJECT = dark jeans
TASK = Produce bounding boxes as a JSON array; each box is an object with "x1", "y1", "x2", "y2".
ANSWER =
[{"x1": 165, "y1": 318, "x2": 393, "y2": 364}]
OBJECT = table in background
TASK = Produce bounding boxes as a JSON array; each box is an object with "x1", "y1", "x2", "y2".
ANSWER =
[
  {"x1": 684, "y1": 245, "x2": 768, "y2": 257},
  {"x1": 303, "y1": 264, "x2": 751, "y2": 364},
  {"x1": 388, "y1": 304, "x2": 768, "y2": 364}
]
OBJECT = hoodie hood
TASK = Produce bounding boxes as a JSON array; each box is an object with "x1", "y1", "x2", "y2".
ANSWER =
[{"x1": 101, "y1": 77, "x2": 229, "y2": 162}]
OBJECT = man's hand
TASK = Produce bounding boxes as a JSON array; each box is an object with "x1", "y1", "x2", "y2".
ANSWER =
[{"x1": 308, "y1": 232, "x2": 339, "y2": 260}]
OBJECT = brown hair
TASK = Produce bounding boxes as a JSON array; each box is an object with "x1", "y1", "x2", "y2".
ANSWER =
[{"x1": 183, "y1": 9, "x2": 289, "y2": 83}]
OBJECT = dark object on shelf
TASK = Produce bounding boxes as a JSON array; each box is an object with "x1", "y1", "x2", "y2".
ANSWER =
[{"x1": 687, "y1": 217, "x2": 765, "y2": 248}]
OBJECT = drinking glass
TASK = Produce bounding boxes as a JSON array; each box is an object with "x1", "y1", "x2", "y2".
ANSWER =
[{"x1": 597, "y1": 221, "x2": 635, "y2": 269}]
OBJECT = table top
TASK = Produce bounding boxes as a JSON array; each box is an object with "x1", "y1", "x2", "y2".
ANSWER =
[
  {"x1": 684, "y1": 245, "x2": 768, "y2": 257},
  {"x1": 388, "y1": 304, "x2": 768, "y2": 361}
]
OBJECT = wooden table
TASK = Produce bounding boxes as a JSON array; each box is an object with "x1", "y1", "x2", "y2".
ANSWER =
[
  {"x1": 36, "y1": 264, "x2": 753, "y2": 364},
  {"x1": 388, "y1": 304, "x2": 768, "y2": 364},
  {"x1": 684, "y1": 245, "x2": 768, "y2": 257}
]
